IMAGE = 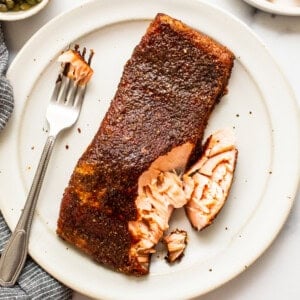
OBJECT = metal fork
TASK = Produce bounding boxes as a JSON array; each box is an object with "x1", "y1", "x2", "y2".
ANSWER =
[{"x1": 0, "y1": 48, "x2": 93, "y2": 287}]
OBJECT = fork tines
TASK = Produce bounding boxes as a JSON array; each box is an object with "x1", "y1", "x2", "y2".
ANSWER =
[
  {"x1": 53, "y1": 46, "x2": 94, "y2": 106},
  {"x1": 73, "y1": 44, "x2": 94, "y2": 66}
]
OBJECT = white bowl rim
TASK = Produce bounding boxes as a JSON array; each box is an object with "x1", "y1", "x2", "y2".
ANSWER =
[
  {"x1": 0, "y1": 0, "x2": 50, "y2": 21},
  {"x1": 243, "y1": 0, "x2": 300, "y2": 16}
]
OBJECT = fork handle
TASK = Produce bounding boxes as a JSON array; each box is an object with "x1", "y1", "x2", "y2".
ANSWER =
[{"x1": 0, "y1": 135, "x2": 56, "y2": 287}]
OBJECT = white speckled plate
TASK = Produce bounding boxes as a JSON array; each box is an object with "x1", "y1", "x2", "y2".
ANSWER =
[
  {"x1": 242, "y1": 0, "x2": 300, "y2": 15},
  {"x1": 0, "y1": 0, "x2": 299, "y2": 299}
]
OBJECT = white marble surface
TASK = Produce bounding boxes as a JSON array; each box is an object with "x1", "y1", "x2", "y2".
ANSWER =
[{"x1": 2, "y1": 0, "x2": 300, "y2": 299}]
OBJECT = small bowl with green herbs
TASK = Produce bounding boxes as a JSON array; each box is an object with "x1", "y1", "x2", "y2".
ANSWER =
[{"x1": 0, "y1": 0, "x2": 49, "y2": 21}]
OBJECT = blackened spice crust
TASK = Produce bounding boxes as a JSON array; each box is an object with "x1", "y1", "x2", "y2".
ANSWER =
[{"x1": 57, "y1": 13, "x2": 234, "y2": 275}]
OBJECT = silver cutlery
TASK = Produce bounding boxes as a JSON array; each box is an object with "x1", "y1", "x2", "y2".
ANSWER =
[{"x1": 0, "y1": 47, "x2": 93, "y2": 287}]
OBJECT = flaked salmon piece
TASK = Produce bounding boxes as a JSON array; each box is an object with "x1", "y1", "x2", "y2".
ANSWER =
[
  {"x1": 129, "y1": 142, "x2": 194, "y2": 271},
  {"x1": 164, "y1": 229, "x2": 188, "y2": 263},
  {"x1": 58, "y1": 49, "x2": 94, "y2": 85},
  {"x1": 129, "y1": 129, "x2": 237, "y2": 268},
  {"x1": 138, "y1": 142, "x2": 194, "y2": 194},
  {"x1": 184, "y1": 128, "x2": 238, "y2": 230},
  {"x1": 129, "y1": 163, "x2": 189, "y2": 270}
]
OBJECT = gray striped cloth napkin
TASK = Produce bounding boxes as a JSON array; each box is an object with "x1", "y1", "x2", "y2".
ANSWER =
[
  {"x1": 0, "y1": 23, "x2": 13, "y2": 130},
  {"x1": 0, "y1": 23, "x2": 72, "y2": 299}
]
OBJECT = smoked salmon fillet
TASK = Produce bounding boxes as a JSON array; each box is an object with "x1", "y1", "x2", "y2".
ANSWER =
[{"x1": 57, "y1": 13, "x2": 235, "y2": 275}]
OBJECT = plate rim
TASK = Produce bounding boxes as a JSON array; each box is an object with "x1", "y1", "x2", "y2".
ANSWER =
[
  {"x1": 1, "y1": 0, "x2": 300, "y2": 299},
  {"x1": 242, "y1": 0, "x2": 300, "y2": 16}
]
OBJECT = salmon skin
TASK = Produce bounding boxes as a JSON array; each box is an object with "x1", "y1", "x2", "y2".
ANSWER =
[{"x1": 57, "y1": 13, "x2": 235, "y2": 275}]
